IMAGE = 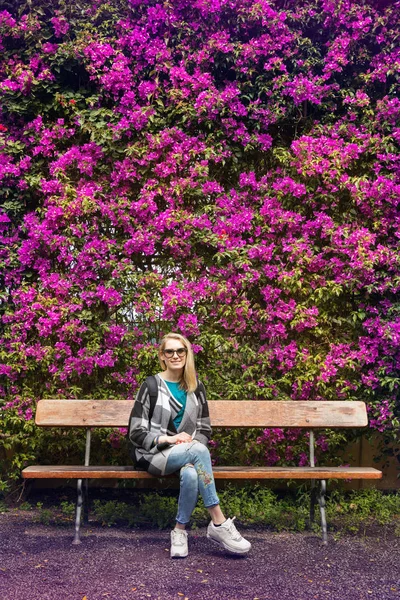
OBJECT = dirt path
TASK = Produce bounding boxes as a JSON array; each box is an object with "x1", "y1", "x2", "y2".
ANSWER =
[{"x1": 0, "y1": 512, "x2": 399, "y2": 600}]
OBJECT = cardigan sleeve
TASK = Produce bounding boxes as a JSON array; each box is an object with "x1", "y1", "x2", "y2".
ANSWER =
[
  {"x1": 128, "y1": 382, "x2": 159, "y2": 451},
  {"x1": 192, "y1": 381, "x2": 212, "y2": 446}
]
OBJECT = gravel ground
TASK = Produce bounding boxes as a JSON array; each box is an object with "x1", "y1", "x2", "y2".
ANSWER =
[{"x1": 0, "y1": 512, "x2": 399, "y2": 600}]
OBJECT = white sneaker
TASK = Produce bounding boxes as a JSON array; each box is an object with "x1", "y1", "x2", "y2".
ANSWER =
[
  {"x1": 170, "y1": 528, "x2": 188, "y2": 558},
  {"x1": 207, "y1": 517, "x2": 251, "y2": 555}
]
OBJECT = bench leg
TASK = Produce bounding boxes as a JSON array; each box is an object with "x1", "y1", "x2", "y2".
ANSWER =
[
  {"x1": 72, "y1": 478, "x2": 83, "y2": 545},
  {"x1": 83, "y1": 478, "x2": 89, "y2": 526},
  {"x1": 18, "y1": 479, "x2": 33, "y2": 503},
  {"x1": 317, "y1": 479, "x2": 328, "y2": 545},
  {"x1": 308, "y1": 481, "x2": 317, "y2": 528}
]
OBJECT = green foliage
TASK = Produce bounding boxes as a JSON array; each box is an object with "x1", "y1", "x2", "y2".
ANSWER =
[
  {"x1": 92, "y1": 494, "x2": 181, "y2": 529},
  {"x1": 7, "y1": 487, "x2": 399, "y2": 535},
  {"x1": 35, "y1": 501, "x2": 52, "y2": 525},
  {"x1": 191, "y1": 485, "x2": 303, "y2": 530},
  {"x1": 60, "y1": 500, "x2": 75, "y2": 519},
  {"x1": 326, "y1": 488, "x2": 400, "y2": 534},
  {"x1": 91, "y1": 499, "x2": 138, "y2": 528},
  {"x1": 88, "y1": 486, "x2": 400, "y2": 536},
  {"x1": 138, "y1": 494, "x2": 179, "y2": 530}
]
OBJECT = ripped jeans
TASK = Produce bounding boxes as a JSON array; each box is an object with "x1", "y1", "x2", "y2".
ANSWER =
[{"x1": 164, "y1": 440, "x2": 220, "y2": 525}]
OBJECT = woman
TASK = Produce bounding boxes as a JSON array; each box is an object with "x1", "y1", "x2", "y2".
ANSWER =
[{"x1": 128, "y1": 332, "x2": 251, "y2": 558}]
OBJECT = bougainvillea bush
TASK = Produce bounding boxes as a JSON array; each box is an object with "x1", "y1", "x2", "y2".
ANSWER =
[{"x1": 1, "y1": 0, "x2": 399, "y2": 490}]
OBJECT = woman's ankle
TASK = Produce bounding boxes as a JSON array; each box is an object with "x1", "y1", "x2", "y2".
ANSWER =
[{"x1": 208, "y1": 504, "x2": 226, "y2": 525}]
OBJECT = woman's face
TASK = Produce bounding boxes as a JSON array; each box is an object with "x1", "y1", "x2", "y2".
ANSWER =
[{"x1": 161, "y1": 338, "x2": 187, "y2": 373}]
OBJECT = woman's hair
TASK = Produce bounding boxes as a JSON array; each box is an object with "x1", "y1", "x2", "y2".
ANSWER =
[{"x1": 158, "y1": 332, "x2": 197, "y2": 392}]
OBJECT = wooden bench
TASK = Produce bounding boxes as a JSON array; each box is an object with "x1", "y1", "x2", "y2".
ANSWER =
[{"x1": 22, "y1": 399, "x2": 382, "y2": 545}]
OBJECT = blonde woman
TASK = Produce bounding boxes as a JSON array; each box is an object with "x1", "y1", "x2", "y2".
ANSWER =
[{"x1": 128, "y1": 332, "x2": 251, "y2": 558}]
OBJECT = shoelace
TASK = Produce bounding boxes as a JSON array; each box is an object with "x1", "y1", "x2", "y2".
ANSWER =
[
  {"x1": 226, "y1": 517, "x2": 242, "y2": 541},
  {"x1": 172, "y1": 530, "x2": 187, "y2": 546}
]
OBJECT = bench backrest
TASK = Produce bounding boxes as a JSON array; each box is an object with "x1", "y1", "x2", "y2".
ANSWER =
[{"x1": 35, "y1": 400, "x2": 368, "y2": 428}]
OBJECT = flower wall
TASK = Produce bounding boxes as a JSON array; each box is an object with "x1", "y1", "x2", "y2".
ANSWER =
[{"x1": 0, "y1": 0, "x2": 399, "y2": 486}]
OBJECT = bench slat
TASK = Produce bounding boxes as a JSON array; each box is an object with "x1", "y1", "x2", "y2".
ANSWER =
[
  {"x1": 35, "y1": 399, "x2": 368, "y2": 428},
  {"x1": 21, "y1": 465, "x2": 382, "y2": 480}
]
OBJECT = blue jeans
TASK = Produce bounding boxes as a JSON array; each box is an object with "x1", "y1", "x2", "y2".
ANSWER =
[{"x1": 165, "y1": 441, "x2": 220, "y2": 525}]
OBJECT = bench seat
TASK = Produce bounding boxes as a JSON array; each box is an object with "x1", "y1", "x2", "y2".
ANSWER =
[{"x1": 22, "y1": 465, "x2": 382, "y2": 480}]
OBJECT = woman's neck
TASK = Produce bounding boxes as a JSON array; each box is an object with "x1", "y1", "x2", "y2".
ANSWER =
[{"x1": 160, "y1": 369, "x2": 182, "y2": 383}]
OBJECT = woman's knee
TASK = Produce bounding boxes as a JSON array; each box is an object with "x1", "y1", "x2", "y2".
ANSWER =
[
  {"x1": 188, "y1": 441, "x2": 211, "y2": 462},
  {"x1": 180, "y1": 463, "x2": 198, "y2": 487}
]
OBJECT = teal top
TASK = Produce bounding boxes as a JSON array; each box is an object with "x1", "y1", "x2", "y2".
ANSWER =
[{"x1": 165, "y1": 381, "x2": 187, "y2": 429}]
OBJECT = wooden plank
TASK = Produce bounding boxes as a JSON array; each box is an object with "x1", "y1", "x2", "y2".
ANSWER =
[
  {"x1": 210, "y1": 401, "x2": 368, "y2": 427},
  {"x1": 35, "y1": 399, "x2": 368, "y2": 428},
  {"x1": 36, "y1": 400, "x2": 132, "y2": 427},
  {"x1": 21, "y1": 465, "x2": 382, "y2": 480},
  {"x1": 212, "y1": 466, "x2": 382, "y2": 480}
]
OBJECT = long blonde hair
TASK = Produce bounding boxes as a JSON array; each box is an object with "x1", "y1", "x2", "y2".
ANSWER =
[{"x1": 158, "y1": 332, "x2": 197, "y2": 392}]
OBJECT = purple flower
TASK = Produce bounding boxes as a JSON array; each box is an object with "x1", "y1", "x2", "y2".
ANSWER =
[
  {"x1": 177, "y1": 313, "x2": 200, "y2": 337},
  {"x1": 42, "y1": 42, "x2": 58, "y2": 54},
  {"x1": 298, "y1": 453, "x2": 308, "y2": 467},
  {"x1": 50, "y1": 16, "x2": 69, "y2": 37},
  {"x1": 96, "y1": 285, "x2": 122, "y2": 308}
]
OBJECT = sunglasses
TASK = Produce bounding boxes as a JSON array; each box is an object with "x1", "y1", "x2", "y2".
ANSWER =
[{"x1": 163, "y1": 347, "x2": 188, "y2": 358}]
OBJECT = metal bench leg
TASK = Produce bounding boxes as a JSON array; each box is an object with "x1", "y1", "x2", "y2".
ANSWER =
[
  {"x1": 83, "y1": 478, "x2": 89, "y2": 525},
  {"x1": 317, "y1": 479, "x2": 328, "y2": 545},
  {"x1": 308, "y1": 481, "x2": 317, "y2": 528},
  {"x1": 18, "y1": 479, "x2": 33, "y2": 503},
  {"x1": 72, "y1": 478, "x2": 83, "y2": 545}
]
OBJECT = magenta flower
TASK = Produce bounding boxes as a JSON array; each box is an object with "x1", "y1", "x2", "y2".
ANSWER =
[{"x1": 50, "y1": 16, "x2": 69, "y2": 37}]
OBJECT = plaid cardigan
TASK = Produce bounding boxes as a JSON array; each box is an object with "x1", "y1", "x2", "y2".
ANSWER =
[{"x1": 128, "y1": 375, "x2": 212, "y2": 476}]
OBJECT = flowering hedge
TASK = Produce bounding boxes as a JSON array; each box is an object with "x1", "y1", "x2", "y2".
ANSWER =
[{"x1": 1, "y1": 0, "x2": 399, "y2": 488}]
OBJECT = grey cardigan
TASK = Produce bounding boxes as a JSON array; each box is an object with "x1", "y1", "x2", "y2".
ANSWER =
[{"x1": 128, "y1": 375, "x2": 212, "y2": 476}]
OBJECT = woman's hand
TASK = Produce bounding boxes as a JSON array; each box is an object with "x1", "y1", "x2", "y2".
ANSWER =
[
  {"x1": 158, "y1": 432, "x2": 193, "y2": 445},
  {"x1": 173, "y1": 432, "x2": 193, "y2": 444}
]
